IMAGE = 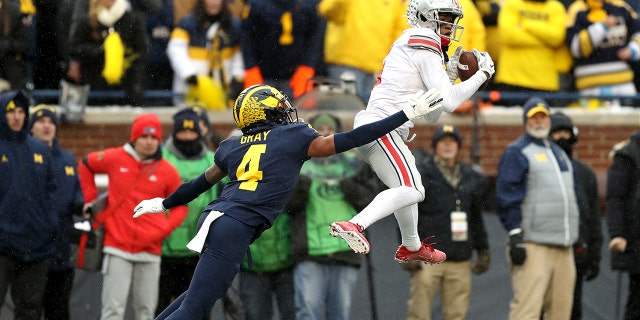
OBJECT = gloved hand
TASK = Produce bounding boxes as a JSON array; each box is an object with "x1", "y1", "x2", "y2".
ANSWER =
[
  {"x1": 446, "y1": 46, "x2": 463, "y2": 83},
  {"x1": 186, "y1": 75, "x2": 198, "y2": 86},
  {"x1": 403, "y1": 88, "x2": 443, "y2": 122},
  {"x1": 471, "y1": 249, "x2": 491, "y2": 274},
  {"x1": 509, "y1": 233, "x2": 526, "y2": 266},
  {"x1": 133, "y1": 197, "x2": 166, "y2": 218},
  {"x1": 290, "y1": 65, "x2": 315, "y2": 98},
  {"x1": 472, "y1": 48, "x2": 495, "y2": 79},
  {"x1": 244, "y1": 66, "x2": 263, "y2": 88},
  {"x1": 585, "y1": 261, "x2": 600, "y2": 281},
  {"x1": 400, "y1": 260, "x2": 423, "y2": 272}
]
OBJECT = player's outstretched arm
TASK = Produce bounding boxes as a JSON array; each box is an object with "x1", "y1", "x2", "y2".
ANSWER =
[
  {"x1": 133, "y1": 164, "x2": 227, "y2": 218},
  {"x1": 308, "y1": 88, "x2": 443, "y2": 158}
]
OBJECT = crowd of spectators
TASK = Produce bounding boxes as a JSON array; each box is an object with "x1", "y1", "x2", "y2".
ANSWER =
[{"x1": 3, "y1": 0, "x2": 640, "y2": 108}]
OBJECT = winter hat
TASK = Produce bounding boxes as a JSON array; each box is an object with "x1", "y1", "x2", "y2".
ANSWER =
[
  {"x1": 29, "y1": 104, "x2": 59, "y2": 129},
  {"x1": 189, "y1": 105, "x2": 210, "y2": 130},
  {"x1": 310, "y1": 113, "x2": 340, "y2": 132},
  {"x1": 550, "y1": 112, "x2": 578, "y2": 144},
  {"x1": 431, "y1": 124, "x2": 461, "y2": 149},
  {"x1": 172, "y1": 108, "x2": 202, "y2": 137},
  {"x1": 130, "y1": 113, "x2": 162, "y2": 142},
  {"x1": 522, "y1": 97, "x2": 550, "y2": 124}
]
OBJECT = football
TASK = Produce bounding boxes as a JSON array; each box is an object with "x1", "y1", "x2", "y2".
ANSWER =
[{"x1": 457, "y1": 50, "x2": 489, "y2": 90}]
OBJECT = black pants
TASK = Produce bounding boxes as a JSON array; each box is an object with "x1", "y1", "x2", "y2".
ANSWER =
[
  {"x1": 625, "y1": 273, "x2": 640, "y2": 320},
  {"x1": 0, "y1": 254, "x2": 49, "y2": 320},
  {"x1": 43, "y1": 268, "x2": 75, "y2": 320}
]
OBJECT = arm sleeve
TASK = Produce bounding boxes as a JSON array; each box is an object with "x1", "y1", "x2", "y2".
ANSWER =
[
  {"x1": 162, "y1": 173, "x2": 214, "y2": 209},
  {"x1": 333, "y1": 111, "x2": 408, "y2": 153}
]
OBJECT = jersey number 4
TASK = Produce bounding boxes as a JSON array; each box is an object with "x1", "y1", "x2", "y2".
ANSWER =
[{"x1": 236, "y1": 144, "x2": 266, "y2": 191}]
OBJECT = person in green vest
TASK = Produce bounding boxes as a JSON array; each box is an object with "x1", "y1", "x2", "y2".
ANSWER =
[
  {"x1": 286, "y1": 113, "x2": 381, "y2": 320},
  {"x1": 157, "y1": 108, "x2": 219, "y2": 316},
  {"x1": 239, "y1": 212, "x2": 295, "y2": 320}
]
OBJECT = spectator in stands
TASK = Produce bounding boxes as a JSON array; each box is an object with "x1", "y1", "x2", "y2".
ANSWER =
[
  {"x1": 29, "y1": 104, "x2": 84, "y2": 320},
  {"x1": 474, "y1": 0, "x2": 501, "y2": 70},
  {"x1": 402, "y1": 124, "x2": 490, "y2": 320},
  {"x1": 0, "y1": 91, "x2": 57, "y2": 320},
  {"x1": 78, "y1": 113, "x2": 188, "y2": 320},
  {"x1": 144, "y1": 0, "x2": 175, "y2": 95},
  {"x1": 285, "y1": 113, "x2": 380, "y2": 320},
  {"x1": 0, "y1": 0, "x2": 29, "y2": 91},
  {"x1": 241, "y1": 0, "x2": 323, "y2": 99},
  {"x1": 157, "y1": 108, "x2": 219, "y2": 316},
  {"x1": 549, "y1": 112, "x2": 602, "y2": 320},
  {"x1": 493, "y1": 0, "x2": 569, "y2": 106},
  {"x1": 167, "y1": 0, "x2": 244, "y2": 109},
  {"x1": 496, "y1": 97, "x2": 578, "y2": 319},
  {"x1": 566, "y1": 0, "x2": 640, "y2": 106},
  {"x1": 67, "y1": 0, "x2": 149, "y2": 106},
  {"x1": 606, "y1": 129, "x2": 640, "y2": 320},
  {"x1": 239, "y1": 213, "x2": 295, "y2": 320},
  {"x1": 317, "y1": 0, "x2": 407, "y2": 104}
]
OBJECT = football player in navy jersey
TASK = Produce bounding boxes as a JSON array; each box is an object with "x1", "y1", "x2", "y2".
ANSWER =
[{"x1": 133, "y1": 84, "x2": 443, "y2": 320}]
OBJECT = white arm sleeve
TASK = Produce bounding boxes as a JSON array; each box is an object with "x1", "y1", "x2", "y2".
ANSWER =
[
  {"x1": 412, "y1": 51, "x2": 487, "y2": 113},
  {"x1": 167, "y1": 37, "x2": 197, "y2": 80}
]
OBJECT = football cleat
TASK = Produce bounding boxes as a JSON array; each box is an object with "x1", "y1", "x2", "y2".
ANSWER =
[
  {"x1": 395, "y1": 236, "x2": 446, "y2": 264},
  {"x1": 329, "y1": 221, "x2": 370, "y2": 254}
]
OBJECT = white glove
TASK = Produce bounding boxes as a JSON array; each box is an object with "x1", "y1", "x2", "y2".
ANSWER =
[
  {"x1": 403, "y1": 88, "x2": 443, "y2": 122},
  {"x1": 445, "y1": 46, "x2": 463, "y2": 83},
  {"x1": 472, "y1": 49, "x2": 495, "y2": 79},
  {"x1": 133, "y1": 197, "x2": 166, "y2": 218}
]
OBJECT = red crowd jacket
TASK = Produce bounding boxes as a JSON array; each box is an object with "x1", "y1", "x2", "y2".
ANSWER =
[{"x1": 78, "y1": 145, "x2": 188, "y2": 255}]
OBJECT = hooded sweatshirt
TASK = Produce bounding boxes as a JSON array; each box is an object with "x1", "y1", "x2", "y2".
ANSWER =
[{"x1": 0, "y1": 91, "x2": 58, "y2": 262}]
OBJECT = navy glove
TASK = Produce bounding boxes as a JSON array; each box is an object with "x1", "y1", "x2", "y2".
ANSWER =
[{"x1": 509, "y1": 233, "x2": 526, "y2": 265}]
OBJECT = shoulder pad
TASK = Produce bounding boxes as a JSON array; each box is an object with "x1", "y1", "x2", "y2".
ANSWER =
[{"x1": 407, "y1": 34, "x2": 442, "y2": 56}]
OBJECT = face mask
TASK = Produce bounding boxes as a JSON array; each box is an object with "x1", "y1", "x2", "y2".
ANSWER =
[
  {"x1": 174, "y1": 138, "x2": 203, "y2": 157},
  {"x1": 553, "y1": 138, "x2": 573, "y2": 158}
]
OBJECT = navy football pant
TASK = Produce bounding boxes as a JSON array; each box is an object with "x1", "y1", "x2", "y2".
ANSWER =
[{"x1": 156, "y1": 213, "x2": 255, "y2": 320}]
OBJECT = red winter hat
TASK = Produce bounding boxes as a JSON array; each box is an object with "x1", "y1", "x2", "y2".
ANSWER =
[{"x1": 130, "y1": 113, "x2": 162, "y2": 142}]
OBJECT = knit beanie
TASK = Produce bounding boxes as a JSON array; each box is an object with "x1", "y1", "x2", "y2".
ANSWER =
[
  {"x1": 130, "y1": 113, "x2": 162, "y2": 142},
  {"x1": 522, "y1": 97, "x2": 550, "y2": 124},
  {"x1": 431, "y1": 124, "x2": 461, "y2": 149},
  {"x1": 172, "y1": 108, "x2": 202, "y2": 137},
  {"x1": 310, "y1": 113, "x2": 340, "y2": 132},
  {"x1": 29, "y1": 104, "x2": 59, "y2": 130}
]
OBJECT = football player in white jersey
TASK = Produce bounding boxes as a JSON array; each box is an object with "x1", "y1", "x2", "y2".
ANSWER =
[{"x1": 330, "y1": 0, "x2": 494, "y2": 264}]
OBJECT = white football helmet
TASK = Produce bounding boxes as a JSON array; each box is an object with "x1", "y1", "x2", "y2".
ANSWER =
[{"x1": 407, "y1": 0, "x2": 464, "y2": 42}]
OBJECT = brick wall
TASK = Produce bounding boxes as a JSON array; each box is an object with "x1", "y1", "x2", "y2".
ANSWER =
[{"x1": 57, "y1": 107, "x2": 640, "y2": 207}]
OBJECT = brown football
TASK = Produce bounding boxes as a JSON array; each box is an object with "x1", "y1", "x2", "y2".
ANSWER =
[{"x1": 457, "y1": 50, "x2": 489, "y2": 90}]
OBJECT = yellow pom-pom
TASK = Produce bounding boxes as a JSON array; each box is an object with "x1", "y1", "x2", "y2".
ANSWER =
[
  {"x1": 186, "y1": 76, "x2": 227, "y2": 110},
  {"x1": 102, "y1": 32, "x2": 125, "y2": 85}
]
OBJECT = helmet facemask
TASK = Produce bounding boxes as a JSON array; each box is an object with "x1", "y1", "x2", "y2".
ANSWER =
[{"x1": 407, "y1": 0, "x2": 464, "y2": 42}]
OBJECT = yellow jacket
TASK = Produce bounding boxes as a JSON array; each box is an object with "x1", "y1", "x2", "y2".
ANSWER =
[
  {"x1": 318, "y1": 0, "x2": 408, "y2": 74},
  {"x1": 449, "y1": 0, "x2": 486, "y2": 56},
  {"x1": 496, "y1": 0, "x2": 567, "y2": 91}
]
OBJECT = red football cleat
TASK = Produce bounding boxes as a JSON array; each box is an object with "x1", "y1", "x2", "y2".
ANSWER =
[
  {"x1": 329, "y1": 221, "x2": 370, "y2": 254},
  {"x1": 395, "y1": 237, "x2": 446, "y2": 264}
]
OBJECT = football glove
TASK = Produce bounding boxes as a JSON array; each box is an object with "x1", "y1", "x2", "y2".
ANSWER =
[
  {"x1": 472, "y1": 49, "x2": 495, "y2": 79},
  {"x1": 133, "y1": 197, "x2": 166, "y2": 218},
  {"x1": 446, "y1": 46, "x2": 463, "y2": 83},
  {"x1": 403, "y1": 88, "x2": 443, "y2": 122}
]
